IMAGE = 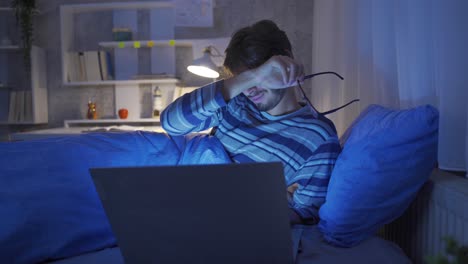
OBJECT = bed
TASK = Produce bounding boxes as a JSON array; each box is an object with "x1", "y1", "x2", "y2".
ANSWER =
[
  {"x1": 0, "y1": 104, "x2": 438, "y2": 263},
  {"x1": 47, "y1": 226, "x2": 410, "y2": 264}
]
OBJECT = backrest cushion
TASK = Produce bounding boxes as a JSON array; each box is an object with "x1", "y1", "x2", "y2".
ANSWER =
[{"x1": 318, "y1": 104, "x2": 439, "y2": 247}]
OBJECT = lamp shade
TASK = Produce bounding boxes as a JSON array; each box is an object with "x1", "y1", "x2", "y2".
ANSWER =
[{"x1": 187, "y1": 50, "x2": 220, "y2": 78}]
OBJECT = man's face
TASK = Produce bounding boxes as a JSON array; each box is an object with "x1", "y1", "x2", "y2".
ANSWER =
[
  {"x1": 242, "y1": 86, "x2": 286, "y2": 112},
  {"x1": 232, "y1": 65, "x2": 287, "y2": 112}
]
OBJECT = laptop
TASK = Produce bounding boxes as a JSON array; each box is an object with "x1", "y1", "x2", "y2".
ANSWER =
[{"x1": 90, "y1": 162, "x2": 293, "y2": 264}]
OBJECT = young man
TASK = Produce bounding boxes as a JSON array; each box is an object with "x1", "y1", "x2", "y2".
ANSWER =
[{"x1": 161, "y1": 20, "x2": 341, "y2": 225}]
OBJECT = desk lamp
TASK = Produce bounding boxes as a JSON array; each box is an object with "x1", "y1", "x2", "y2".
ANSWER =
[{"x1": 187, "y1": 46, "x2": 224, "y2": 78}]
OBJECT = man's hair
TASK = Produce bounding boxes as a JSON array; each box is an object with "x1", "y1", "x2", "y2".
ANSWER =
[{"x1": 223, "y1": 20, "x2": 292, "y2": 75}]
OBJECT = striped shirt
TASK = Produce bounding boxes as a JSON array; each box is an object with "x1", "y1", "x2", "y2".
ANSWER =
[{"x1": 161, "y1": 80, "x2": 341, "y2": 220}]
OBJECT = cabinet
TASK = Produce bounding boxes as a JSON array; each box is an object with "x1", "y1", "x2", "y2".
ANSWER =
[
  {"x1": 0, "y1": 7, "x2": 48, "y2": 125},
  {"x1": 59, "y1": 2, "x2": 183, "y2": 124}
]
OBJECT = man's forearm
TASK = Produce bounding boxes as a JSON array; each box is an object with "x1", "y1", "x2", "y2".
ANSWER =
[
  {"x1": 161, "y1": 81, "x2": 225, "y2": 135},
  {"x1": 221, "y1": 70, "x2": 257, "y2": 101}
]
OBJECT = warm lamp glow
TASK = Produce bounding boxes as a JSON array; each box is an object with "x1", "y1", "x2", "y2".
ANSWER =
[
  {"x1": 187, "y1": 65, "x2": 220, "y2": 78},
  {"x1": 187, "y1": 47, "x2": 222, "y2": 78}
]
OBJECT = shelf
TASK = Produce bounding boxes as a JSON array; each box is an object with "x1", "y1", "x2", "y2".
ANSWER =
[
  {"x1": 0, "y1": 45, "x2": 20, "y2": 50},
  {"x1": 61, "y1": 1, "x2": 174, "y2": 13},
  {"x1": 0, "y1": 7, "x2": 41, "y2": 14},
  {"x1": 0, "y1": 121, "x2": 47, "y2": 125},
  {"x1": 99, "y1": 40, "x2": 193, "y2": 49},
  {"x1": 64, "y1": 118, "x2": 161, "y2": 128},
  {"x1": 63, "y1": 78, "x2": 180, "y2": 87}
]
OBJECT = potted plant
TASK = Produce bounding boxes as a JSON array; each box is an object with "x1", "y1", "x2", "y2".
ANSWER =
[
  {"x1": 426, "y1": 237, "x2": 468, "y2": 264},
  {"x1": 10, "y1": 0, "x2": 37, "y2": 70}
]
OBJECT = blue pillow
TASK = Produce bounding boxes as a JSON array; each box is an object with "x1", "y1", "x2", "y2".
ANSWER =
[{"x1": 318, "y1": 104, "x2": 439, "y2": 247}]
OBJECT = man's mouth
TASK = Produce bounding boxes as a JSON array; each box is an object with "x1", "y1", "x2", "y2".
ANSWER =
[{"x1": 249, "y1": 91, "x2": 265, "y2": 103}]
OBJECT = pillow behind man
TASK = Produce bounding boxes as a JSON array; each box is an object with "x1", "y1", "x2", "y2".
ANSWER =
[{"x1": 318, "y1": 104, "x2": 439, "y2": 247}]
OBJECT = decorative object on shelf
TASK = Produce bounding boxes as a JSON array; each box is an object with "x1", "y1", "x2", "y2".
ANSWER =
[
  {"x1": 118, "y1": 108, "x2": 128, "y2": 119},
  {"x1": 87, "y1": 100, "x2": 97, "y2": 120},
  {"x1": 147, "y1": 41, "x2": 155, "y2": 48},
  {"x1": 10, "y1": 0, "x2": 37, "y2": 70},
  {"x1": 152, "y1": 86, "x2": 162, "y2": 117},
  {"x1": 112, "y1": 28, "x2": 132, "y2": 41},
  {"x1": 187, "y1": 45, "x2": 224, "y2": 78}
]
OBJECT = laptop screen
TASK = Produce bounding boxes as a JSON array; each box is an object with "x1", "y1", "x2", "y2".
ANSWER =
[{"x1": 90, "y1": 162, "x2": 293, "y2": 264}]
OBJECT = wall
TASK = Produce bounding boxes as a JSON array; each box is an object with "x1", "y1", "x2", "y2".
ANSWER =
[{"x1": 2, "y1": 0, "x2": 314, "y2": 130}]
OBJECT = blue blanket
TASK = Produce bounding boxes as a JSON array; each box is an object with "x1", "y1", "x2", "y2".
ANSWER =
[{"x1": 0, "y1": 132, "x2": 231, "y2": 264}]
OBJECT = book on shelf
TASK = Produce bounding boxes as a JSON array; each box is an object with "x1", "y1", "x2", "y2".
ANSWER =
[
  {"x1": 7, "y1": 90, "x2": 33, "y2": 122},
  {"x1": 84, "y1": 51, "x2": 101, "y2": 81},
  {"x1": 78, "y1": 52, "x2": 87, "y2": 81},
  {"x1": 66, "y1": 52, "x2": 86, "y2": 82},
  {"x1": 66, "y1": 51, "x2": 114, "y2": 82},
  {"x1": 7, "y1": 91, "x2": 16, "y2": 122},
  {"x1": 15, "y1": 90, "x2": 24, "y2": 122},
  {"x1": 98, "y1": 50, "x2": 114, "y2": 81},
  {"x1": 24, "y1": 91, "x2": 32, "y2": 122},
  {"x1": 0, "y1": 89, "x2": 8, "y2": 121}
]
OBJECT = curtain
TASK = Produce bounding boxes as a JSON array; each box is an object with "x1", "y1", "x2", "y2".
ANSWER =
[{"x1": 310, "y1": 0, "x2": 468, "y2": 175}]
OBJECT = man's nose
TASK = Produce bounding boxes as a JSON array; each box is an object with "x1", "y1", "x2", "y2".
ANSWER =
[{"x1": 246, "y1": 87, "x2": 257, "y2": 95}]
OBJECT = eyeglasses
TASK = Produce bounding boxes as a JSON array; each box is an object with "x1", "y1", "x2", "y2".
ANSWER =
[{"x1": 297, "y1": 71, "x2": 359, "y2": 115}]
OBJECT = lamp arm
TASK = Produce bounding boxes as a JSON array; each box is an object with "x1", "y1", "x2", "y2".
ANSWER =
[{"x1": 207, "y1": 45, "x2": 224, "y2": 57}]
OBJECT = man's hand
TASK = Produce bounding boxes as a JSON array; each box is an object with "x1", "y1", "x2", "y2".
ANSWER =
[
  {"x1": 222, "y1": 55, "x2": 304, "y2": 101},
  {"x1": 253, "y1": 55, "x2": 304, "y2": 89},
  {"x1": 287, "y1": 183, "x2": 303, "y2": 225},
  {"x1": 287, "y1": 182, "x2": 299, "y2": 195}
]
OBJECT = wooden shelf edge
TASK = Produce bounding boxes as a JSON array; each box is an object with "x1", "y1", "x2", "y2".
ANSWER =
[
  {"x1": 63, "y1": 79, "x2": 180, "y2": 86},
  {"x1": 0, "y1": 45, "x2": 21, "y2": 50},
  {"x1": 65, "y1": 118, "x2": 160, "y2": 122},
  {"x1": 61, "y1": 1, "x2": 174, "y2": 13},
  {"x1": 64, "y1": 118, "x2": 161, "y2": 127},
  {"x1": 99, "y1": 40, "x2": 193, "y2": 48},
  {"x1": 0, "y1": 121, "x2": 48, "y2": 125}
]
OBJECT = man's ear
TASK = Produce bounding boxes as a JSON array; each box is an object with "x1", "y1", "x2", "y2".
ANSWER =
[{"x1": 285, "y1": 49, "x2": 294, "y2": 58}]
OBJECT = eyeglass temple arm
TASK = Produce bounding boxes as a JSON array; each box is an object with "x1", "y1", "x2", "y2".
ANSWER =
[
  {"x1": 298, "y1": 71, "x2": 358, "y2": 116},
  {"x1": 303, "y1": 71, "x2": 344, "y2": 81}
]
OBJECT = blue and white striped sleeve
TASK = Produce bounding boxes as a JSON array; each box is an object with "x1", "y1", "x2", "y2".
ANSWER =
[
  {"x1": 161, "y1": 80, "x2": 227, "y2": 135},
  {"x1": 289, "y1": 138, "x2": 341, "y2": 221}
]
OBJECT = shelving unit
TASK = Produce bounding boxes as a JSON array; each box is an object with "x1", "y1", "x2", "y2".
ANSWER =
[
  {"x1": 0, "y1": 7, "x2": 48, "y2": 125},
  {"x1": 60, "y1": 1, "x2": 178, "y2": 83},
  {"x1": 60, "y1": 1, "x2": 181, "y2": 122}
]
